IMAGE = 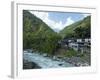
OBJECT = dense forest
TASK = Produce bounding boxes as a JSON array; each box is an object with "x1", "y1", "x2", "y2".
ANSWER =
[
  {"x1": 23, "y1": 10, "x2": 91, "y2": 56},
  {"x1": 23, "y1": 10, "x2": 61, "y2": 55}
]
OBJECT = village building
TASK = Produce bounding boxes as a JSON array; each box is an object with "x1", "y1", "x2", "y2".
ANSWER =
[{"x1": 58, "y1": 38, "x2": 91, "y2": 54}]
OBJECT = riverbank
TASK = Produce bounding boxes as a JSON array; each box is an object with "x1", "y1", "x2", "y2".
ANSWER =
[{"x1": 63, "y1": 56, "x2": 90, "y2": 67}]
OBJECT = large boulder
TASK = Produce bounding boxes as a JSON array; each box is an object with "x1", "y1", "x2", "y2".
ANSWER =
[{"x1": 23, "y1": 59, "x2": 41, "y2": 69}]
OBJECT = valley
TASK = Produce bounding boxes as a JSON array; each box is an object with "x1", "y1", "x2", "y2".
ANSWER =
[{"x1": 23, "y1": 10, "x2": 91, "y2": 69}]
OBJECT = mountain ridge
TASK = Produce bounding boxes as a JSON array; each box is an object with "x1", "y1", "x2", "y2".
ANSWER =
[{"x1": 59, "y1": 16, "x2": 91, "y2": 38}]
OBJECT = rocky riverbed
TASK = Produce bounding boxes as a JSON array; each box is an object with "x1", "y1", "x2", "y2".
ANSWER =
[
  {"x1": 23, "y1": 50, "x2": 90, "y2": 69},
  {"x1": 23, "y1": 52, "x2": 74, "y2": 69}
]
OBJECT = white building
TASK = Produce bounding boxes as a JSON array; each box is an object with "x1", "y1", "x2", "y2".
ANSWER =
[
  {"x1": 85, "y1": 38, "x2": 91, "y2": 43},
  {"x1": 77, "y1": 39, "x2": 83, "y2": 42},
  {"x1": 68, "y1": 42, "x2": 79, "y2": 51}
]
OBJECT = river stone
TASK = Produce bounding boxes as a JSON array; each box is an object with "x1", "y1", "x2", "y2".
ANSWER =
[
  {"x1": 23, "y1": 60, "x2": 41, "y2": 69},
  {"x1": 58, "y1": 63, "x2": 63, "y2": 66},
  {"x1": 42, "y1": 53, "x2": 48, "y2": 57}
]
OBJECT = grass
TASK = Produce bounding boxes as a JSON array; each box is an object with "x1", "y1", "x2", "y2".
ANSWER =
[
  {"x1": 54, "y1": 47, "x2": 85, "y2": 58},
  {"x1": 64, "y1": 48, "x2": 78, "y2": 58}
]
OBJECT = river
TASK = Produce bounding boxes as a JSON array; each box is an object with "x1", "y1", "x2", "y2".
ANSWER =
[{"x1": 23, "y1": 52, "x2": 74, "y2": 69}]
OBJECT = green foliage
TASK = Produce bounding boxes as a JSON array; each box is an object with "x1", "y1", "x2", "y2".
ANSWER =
[
  {"x1": 64, "y1": 48, "x2": 78, "y2": 57},
  {"x1": 60, "y1": 16, "x2": 91, "y2": 39},
  {"x1": 74, "y1": 26, "x2": 90, "y2": 38},
  {"x1": 23, "y1": 10, "x2": 61, "y2": 55}
]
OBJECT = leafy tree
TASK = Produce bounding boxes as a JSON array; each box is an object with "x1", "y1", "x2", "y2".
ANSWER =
[{"x1": 74, "y1": 26, "x2": 90, "y2": 38}]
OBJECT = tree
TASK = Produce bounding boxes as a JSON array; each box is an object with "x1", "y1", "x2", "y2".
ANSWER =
[{"x1": 74, "y1": 26, "x2": 90, "y2": 38}]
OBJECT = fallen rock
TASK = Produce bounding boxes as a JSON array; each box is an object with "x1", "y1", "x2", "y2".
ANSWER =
[{"x1": 23, "y1": 59, "x2": 41, "y2": 69}]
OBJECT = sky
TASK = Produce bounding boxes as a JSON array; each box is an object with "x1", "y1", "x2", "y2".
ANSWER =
[{"x1": 30, "y1": 11, "x2": 90, "y2": 32}]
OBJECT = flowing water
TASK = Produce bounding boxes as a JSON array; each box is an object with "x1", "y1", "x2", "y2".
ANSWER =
[{"x1": 23, "y1": 52, "x2": 74, "y2": 69}]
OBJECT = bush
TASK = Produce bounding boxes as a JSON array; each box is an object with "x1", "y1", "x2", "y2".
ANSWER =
[{"x1": 64, "y1": 48, "x2": 78, "y2": 57}]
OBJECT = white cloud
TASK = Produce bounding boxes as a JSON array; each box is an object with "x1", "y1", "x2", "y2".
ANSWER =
[
  {"x1": 53, "y1": 17, "x2": 74, "y2": 31},
  {"x1": 30, "y1": 11, "x2": 74, "y2": 32},
  {"x1": 64, "y1": 17, "x2": 74, "y2": 27},
  {"x1": 30, "y1": 11, "x2": 49, "y2": 20}
]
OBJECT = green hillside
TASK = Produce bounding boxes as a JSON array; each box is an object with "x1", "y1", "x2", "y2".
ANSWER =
[
  {"x1": 23, "y1": 10, "x2": 56, "y2": 36},
  {"x1": 23, "y1": 10, "x2": 61, "y2": 55},
  {"x1": 60, "y1": 16, "x2": 91, "y2": 39}
]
